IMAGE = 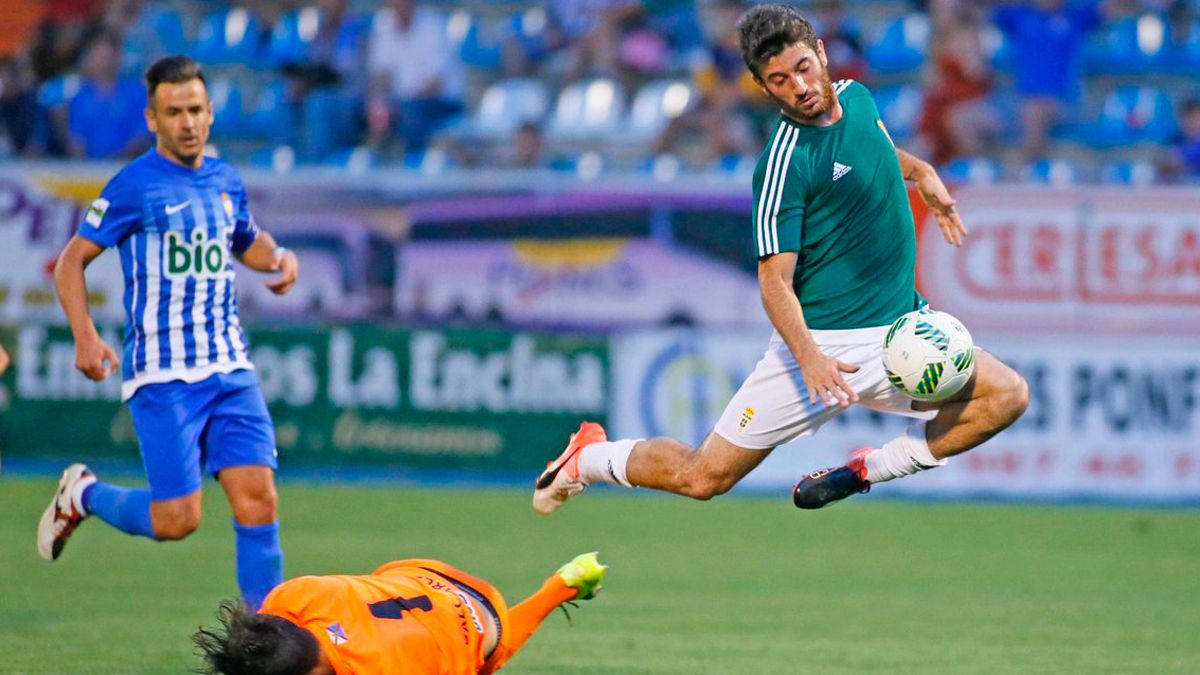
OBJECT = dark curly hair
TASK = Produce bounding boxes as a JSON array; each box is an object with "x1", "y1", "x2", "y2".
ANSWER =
[
  {"x1": 736, "y1": 4, "x2": 820, "y2": 79},
  {"x1": 193, "y1": 600, "x2": 321, "y2": 675}
]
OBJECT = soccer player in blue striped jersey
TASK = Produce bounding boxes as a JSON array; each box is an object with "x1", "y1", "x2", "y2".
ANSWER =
[{"x1": 38, "y1": 56, "x2": 299, "y2": 610}]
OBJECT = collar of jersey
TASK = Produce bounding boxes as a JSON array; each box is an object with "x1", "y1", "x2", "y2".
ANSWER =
[{"x1": 146, "y1": 148, "x2": 218, "y2": 178}]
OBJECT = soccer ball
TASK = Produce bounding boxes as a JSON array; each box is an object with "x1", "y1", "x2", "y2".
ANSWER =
[{"x1": 882, "y1": 308, "x2": 977, "y2": 403}]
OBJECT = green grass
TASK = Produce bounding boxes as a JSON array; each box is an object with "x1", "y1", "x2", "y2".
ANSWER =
[{"x1": 3, "y1": 477, "x2": 1199, "y2": 674}]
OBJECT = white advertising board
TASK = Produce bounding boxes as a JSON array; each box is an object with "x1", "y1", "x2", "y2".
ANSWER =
[
  {"x1": 918, "y1": 187, "x2": 1200, "y2": 336},
  {"x1": 396, "y1": 238, "x2": 769, "y2": 328}
]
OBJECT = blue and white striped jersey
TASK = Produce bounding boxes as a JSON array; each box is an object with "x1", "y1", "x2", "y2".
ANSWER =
[{"x1": 79, "y1": 149, "x2": 261, "y2": 400}]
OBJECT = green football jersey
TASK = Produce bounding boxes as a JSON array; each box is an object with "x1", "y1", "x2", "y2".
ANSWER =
[{"x1": 751, "y1": 79, "x2": 925, "y2": 330}]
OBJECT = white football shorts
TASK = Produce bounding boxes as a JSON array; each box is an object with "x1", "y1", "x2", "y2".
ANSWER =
[{"x1": 713, "y1": 325, "x2": 937, "y2": 450}]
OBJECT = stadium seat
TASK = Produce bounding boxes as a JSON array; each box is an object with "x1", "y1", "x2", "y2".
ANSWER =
[
  {"x1": 235, "y1": 80, "x2": 294, "y2": 145},
  {"x1": 465, "y1": 78, "x2": 550, "y2": 141},
  {"x1": 446, "y1": 9, "x2": 501, "y2": 70},
  {"x1": 980, "y1": 24, "x2": 1012, "y2": 72},
  {"x1": 207, "y1": 76, "x2": 250, "y2": 138},
  {"x1": 268, "y1": 7, "x2": 321, "y2": 66},
  {"x1": 121, "y1": 7, "x2": 187, "y2": 72},
  {"x1": 1086, "y1": 85, "x2": 1177, "y2": 147},
  {"x1": 624, "y1": 79, "x2": 697, "y2": 142},
  {"x1": 1164, "y1": 17, "x2": 1200, "y2": 74},
  {"x1": 546, "y1": 78, "x2": 627, "y2": 142},
  {"x1": 505, "y1": 7, "x2": 551, "y2": 61},
  {"x1": 194, "y1": 8, "x2": 264, "y2": 66},
  {"x1": 865, "y1": 13, "x2": 930, "y2": 76},
  {"x1": 1101, "y1": 160, "x2": 1158, "y2": 186},
  {"x1": 1084, "y1": 14, "x2": 1168, "y2": 75},
  {"x1": 549, "y1": 151, "x2": 605, "y2": 180},
  {"x1": 871, "y1": 84, "x2": 923, "y2": 142},
  {"x1": 940, "y1": 157, "x2": 1002, "y2": 185},
  {"x1": 1021, "y1": 158, "x2": 1085, "y2": 187},
  {"x1": 37, "y1": 75, "x2": 81, "y2": 109}
]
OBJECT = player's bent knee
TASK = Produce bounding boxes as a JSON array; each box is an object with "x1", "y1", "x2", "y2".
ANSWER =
[
  {"x1": 993, "y1": 372, "x2": 1029, "y2": 431},
  {"x1": 153, "y1": 512, "x2": 201, "y2": 541},
  {"x1": 677, "y1": 473, "x2": 736, "y2": 501}
]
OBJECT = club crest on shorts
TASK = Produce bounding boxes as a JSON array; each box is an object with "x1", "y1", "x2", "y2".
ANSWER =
[{"x1": 737, "y1": 407, "x2": 755, "y2": 434}]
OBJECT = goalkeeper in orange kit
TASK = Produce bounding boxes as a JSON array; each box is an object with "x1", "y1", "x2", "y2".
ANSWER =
[{"x1": 194, "y1": 552, "x2": 607, "y2": 674}]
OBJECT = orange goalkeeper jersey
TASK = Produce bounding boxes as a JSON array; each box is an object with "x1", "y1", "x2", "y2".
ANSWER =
[{"x1": 260, "y1": 559, "x2": 510, "y2": 675}]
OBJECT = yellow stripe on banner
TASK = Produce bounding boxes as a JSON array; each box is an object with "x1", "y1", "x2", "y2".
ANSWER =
[
  {"x1": 33, "y1": 177, "x2": 106, "y2": 204},
  {"x1": 511, "y1": 238, "x2": 628, "y2": 268}
]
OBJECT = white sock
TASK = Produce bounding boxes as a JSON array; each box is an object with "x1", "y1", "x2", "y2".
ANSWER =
[
  {"x1": 71, "y1": 474, "x2": 96, "y2": 516},
  {"x1": 863, "y1": 422, "x2": 946, "y2": 484},
  {"x1": 577, "y1": 439, "x2": 639, "y2": 487}
]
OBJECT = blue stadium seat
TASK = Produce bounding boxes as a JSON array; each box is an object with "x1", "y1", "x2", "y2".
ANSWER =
[
  {"x1": 208, "y1": 76, "x2": 250, "y2": 138},
  {"x1": 324, "y1": 146, "x2": 380, "y2": 174},
  {"x1": 303, "y1": 90, "x2": 362, "y2": 159},
  {"x1": 268, "y1": 7, "x2": 321, "y2": 66},
  {"x1": 980, "y1": 25, "x2": 1013, "y2": 72},
  {"x1": 625, "y1": 79, "x2": 697, "y2": 141},
  {"x1": 121, "y1": 7, "x2": 187, "y2": 72},
  {"x1": 1087, "y1": 85, "x2": 1177, "y2": 147},
  {"x1": 1101, "y1": 160, "x2": 1158, "y2": 186},
  {"x1": 549, "y1": 151, "x2": 606, "y2": 180},
  {"x1": 247, "y1": 80, "x2": 293, "y2": 145},
  {"x1": 1021, "y1": 158, "x2": 1085, "y2": 187},
  {"x1": 37, "y1": 75, "x2": 82, "y2": 109},
  {"x1": 1085, "y1": 14, "x2": 1168, "y2": 74},
  {"x1": 865, "y1": 13, "x2": 930, "y2": 76},
  {"x1": 194, "y1": 8, "x2": 263, "y2": 66},
  {"x1": 445, "y1": 9, "x2": 501, "y2": 70},
  {"x1": 505, "y1": 7, "x2": 551, "y2": 61},
  {"x1": 871, "y1": 84, "x2": 923, "y2": 142},
  {"x1": 546, "y1": 78, "x2": 627, "y2": 142},
  {"x1": 941, "y1": 157, "x2": 1002, "y2": 185},
  {"x1": 1164, "y1": 17, "x2": 1200, "y2": 75}
]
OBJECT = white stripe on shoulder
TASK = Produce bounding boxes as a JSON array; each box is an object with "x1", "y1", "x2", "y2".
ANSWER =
[
  {"x1": 834, "y1": 79, "x2": 854, "y2": 94},
  {"x1": 756, "y1": 122, "x2": 788, "y2": 255},
  {"x1": 767, "y1": 128, "x2": 801, "y2": 254}
]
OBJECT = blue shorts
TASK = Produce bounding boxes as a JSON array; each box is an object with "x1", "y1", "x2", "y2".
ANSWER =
[{"x1": 129, "y1": 369, "x2": 277, "y2": 502}]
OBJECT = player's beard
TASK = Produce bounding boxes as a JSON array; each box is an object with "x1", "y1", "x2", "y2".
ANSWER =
[{"x1": 778, "y1": 69, "x2": 835, "y2": 122}]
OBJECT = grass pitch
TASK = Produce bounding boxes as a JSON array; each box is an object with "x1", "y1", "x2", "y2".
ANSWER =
[{"x1": 2, "y1": 476, "x2": 1198, "y2": 674}]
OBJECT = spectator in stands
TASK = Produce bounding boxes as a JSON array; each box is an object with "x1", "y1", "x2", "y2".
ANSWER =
[
  {"x1": 61, "y1": 32, "x2": 150, "y2": 159},
  {"x1": 1162, "y1": 98, "x2": 1200, "y2": 180},
  {"x1": 507, "y1": 121, "x2": 547, "y2": 169},
  {"x1": 993, "y1": 0, "x2": 1107, "y2": 162},
  {"x1": 811, "y1": 0, "x2": 867, "y2": 83},
  {"x1": 29, "y1": 0, "x2": 102, "y2": 82},
  {"x1": 0, "y1": 57, "x2": 40, "y2": 156},
  {"x1": 659, "y1": 0, "x2": 762, "y2": 165},
  {"x1": 280, "y1": 0, "x2": 369, "y2": 157},
  {"x1": 918, "y1": 1, "x2": 999, "y2": 164},
  {"x1": 366, "y1": 0, "x2": 465, "y2": 154}
]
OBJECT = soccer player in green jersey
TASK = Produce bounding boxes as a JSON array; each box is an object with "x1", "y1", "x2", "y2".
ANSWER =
[{"x1": 532, "y1": 4, "x2": 1029, "y2": 513}]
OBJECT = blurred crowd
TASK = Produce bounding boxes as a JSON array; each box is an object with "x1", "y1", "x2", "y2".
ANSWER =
[{"x1": 1, "y1": 0, "x2": 1198, "y2": 184}]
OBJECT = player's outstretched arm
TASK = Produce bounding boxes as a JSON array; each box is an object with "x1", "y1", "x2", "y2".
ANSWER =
[
  {"x1": 0, "y1": 343, "x2": 9, "y2": 376},
  {"x1": 758, "y1": 253, "x2": 859, "y2": 407},
  {"x1": 236, "y1": 231, "x2": 300, "y2": 295},
  {"x1": 896, "y1": 147, "x2": 968, "y2": 247},
  {"x1": 54, "y1": 236, "x2": 120, "y2": 381}
]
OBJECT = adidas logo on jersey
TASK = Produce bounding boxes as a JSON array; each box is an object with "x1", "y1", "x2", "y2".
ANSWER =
[{"x1": 832, "y1": 162, "x2": 852, "y2": 181}]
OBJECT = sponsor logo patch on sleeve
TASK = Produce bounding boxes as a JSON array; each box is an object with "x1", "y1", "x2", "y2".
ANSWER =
[{"x1": 85, "y1": 198, "x2": 110, "y2": 227}]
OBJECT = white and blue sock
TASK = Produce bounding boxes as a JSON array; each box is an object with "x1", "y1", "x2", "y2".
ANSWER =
[
  {"x1": 233, "y1": 520, "x2": 284, "y2": 610},
  {"x1": 863, "y1": 422, "x2": 947, "y2": 484},
  {"x1": 77, "y1": 481, "x2": 155, "y2": 539}
]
